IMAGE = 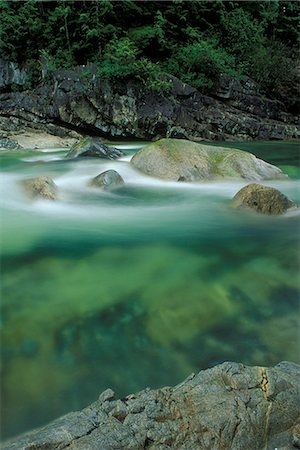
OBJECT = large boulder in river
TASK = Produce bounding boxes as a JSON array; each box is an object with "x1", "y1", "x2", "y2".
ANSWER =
[
  {"x1": 66, "y1": 137, "x2": 123, "y2": 160},
  {"x1": 131, "y1": 138, "x2": 286, "y2": 181},
  {"x1": 3, "y1": 361, "x2": 300, "y2": 450},
  {"x1": 89, "y1": 170, "x2": 125, "y2": 190},
  {"x1": 21, "y1": 176, "x2": 58, "y2": 200},
  {"x1": 232, "y1": 183, "x2": 297, "y2": 215}
]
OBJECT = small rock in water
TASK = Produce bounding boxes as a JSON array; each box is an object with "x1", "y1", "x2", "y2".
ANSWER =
[
  {"x1": 89, "y1": 170, "x2": 125, "y2": 190},
  {"x1": 21, "y1": 175, "x2": 58, "y2": 200},
  {"x1": 232, "y1": 183, "x2": 297, "y2": 215},
  {"x1": 66, "y1": 137, "x2": 123, "y2": 160}
]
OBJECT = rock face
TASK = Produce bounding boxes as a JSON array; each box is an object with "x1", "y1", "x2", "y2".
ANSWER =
[
  {"x1": 232, "y1": 183, "x2": 298, "y2": 215},
  {"x1": 131, "y1": 138, "x2": 286, "y2": 182},
  {"x1": 89, "y1": 170, "x2": 125, "y2": 190},
  {"x1": 21, "y1": 176, "x2": 58, "y2": 200},
  {"x1": 0, "y1": 59, "x2": 27, "y2": 92},
  {"x1": 0, "y1": 63, "x2": 299, "y2": 142},
  {"x1": 3, "y1": 361, "x2": 300, "y2": 450},
  {"x1": 66, "y1": 137, "x2": 123, "y2": 159}
]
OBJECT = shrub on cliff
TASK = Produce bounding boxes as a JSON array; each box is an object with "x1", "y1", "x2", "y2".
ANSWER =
[
  {"x1": 97, "y1": 37, "x2": 171, "y2": 94},
  {"x1": 164, "y1": 39, "x2": 236, "y2": 92}
]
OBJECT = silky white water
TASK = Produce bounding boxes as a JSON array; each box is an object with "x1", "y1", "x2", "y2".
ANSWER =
[{"x1": 1, "y1": 140, "x2": 299, "y2": 439}]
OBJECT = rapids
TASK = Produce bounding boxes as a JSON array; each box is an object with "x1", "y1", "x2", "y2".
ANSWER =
[{"x1": 1, "y1": 140, "x2": 299, "y2": 439}]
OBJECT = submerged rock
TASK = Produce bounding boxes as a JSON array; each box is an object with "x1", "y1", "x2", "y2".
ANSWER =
[
  {"x1": 131, "y1": 138, "x2": 286, "y2": 181},
  {"x1": 89, "y1": 170, "x2": 125, "y2": 190},
  {"x1": 232, "y1": 183, "x2": 297, "y2": 215},
  {"x1": 3, "y1": 361, "x2": 300, "y2": 450},
  {"x1": 21, "y1": 176, "x2": 58, "y2": 200},
  {"x1": 66, "y1": 137, "x2": 123, "y2": 160}
]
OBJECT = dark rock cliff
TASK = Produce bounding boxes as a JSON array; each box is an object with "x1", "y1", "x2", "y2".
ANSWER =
[
  {"x1": 2, "y1": 361, "x2": 300, "y2": 450},
  {"x1": 0, "y1": 63, "x2": 299, "y2": 142}
]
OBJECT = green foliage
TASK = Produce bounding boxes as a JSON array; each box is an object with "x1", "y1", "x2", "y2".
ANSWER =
[
  {"x1": 165, "y1": 39, "x2": 236, "y2": 91},
  {"x1": 248, "y1": 40, "x2": 299, "y2": 94},
  {"x1": 0, "y1": 0, "x2": 298, "y2": 98},
  {"x1": 220, "y1": 8, "x2": 265, "y2": 60},
  {"x1": 98, "y1": 38, "x2": 139, "y2": 79},
  {"x1": 98, "y1": 37, "x2": 170, "y2": 93}
]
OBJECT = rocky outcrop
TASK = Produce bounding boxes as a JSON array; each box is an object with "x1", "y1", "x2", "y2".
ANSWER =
[
  {"x1": 66, "y1": 137, "x2": 122, "y2": 159},
  {"x1": 0, "y1": 64, "x2": 299, "y2": 142},
  {"x1": 131, "y1": 138, "x2": 286, "y2": 182},
  {"x1": 0, "y1": 59, "x2": 27, "y2": 92},
  {"x1": 21, "y1": 176, "x2": 58, "y2": 200},
  {"x1": 232, "y1": 183, "x2": 298, "y2": 215},
  {"x1": 89, "y1": 170, "x2": 125, "y2": 190},
  {"x1": 3, "y1": 361, "x2": 300, "y2": 450}
]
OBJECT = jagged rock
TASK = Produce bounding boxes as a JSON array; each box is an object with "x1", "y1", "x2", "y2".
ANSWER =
[
  {"x1": 131, "y1": 138, "x2": 286, "y2": 182},
  {"x1": 66, "y1": 137, "x2": 123, "y2": 160},
  {"x1": 21, "y1": 176, "x2": 58, "y2": 200},
  {"x1": 0, "y1": 64, "x2": 299, "y2": 142},
  {"x1": 232, "y1": 183, "x2": 298, "y2": 215},
  {"x1": 89, "y1": 170, "x2": 125, "y2": 190},
  {"x1": 0, "y1": 59, "x2": 27, "y2": 92},
  {"x1": 3, "y1": 361, "x2": 300, "y2": 450}
]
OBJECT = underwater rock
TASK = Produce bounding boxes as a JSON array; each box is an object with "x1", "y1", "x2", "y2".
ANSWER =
[
  {"x1": 232, "y1": 183, "x2": 297, "y2": 215},
  {"x1": 66, "y1": 137, "x2": 123, "y2": 160},
  {"x1": 3, "y1": 361, "x2": 300, "y2": 450},
  {"x1": 89, "y1": 170, "x2": 125, "y2": 190},
  {"x1": 21, "y1": 176, "x2": 58, "y2": 200},
  {"x1": 131, "y1": 138, "x2": 286, "y2": 181}
]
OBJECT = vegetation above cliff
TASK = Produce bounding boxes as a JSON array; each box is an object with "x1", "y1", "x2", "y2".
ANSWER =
[{"x1": 0, "y1": 0, "x2": 299, "y2": 96}]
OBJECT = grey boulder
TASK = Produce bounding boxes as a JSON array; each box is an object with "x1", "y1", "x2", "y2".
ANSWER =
[
  {"x1": 232, "y1": 183, "x2": 298, "y2": 215},
  {"x1": 89, "y1": 170, "x2": 125, "y2": 190},
  {"x1": 131, "y1": 138, "x2": 286, "y2": 182},
  {"x1": 3, "y1": 361, "x2": 300, "y2": 450},
  {"x1": 66, "y1": 137, "x2": 123, "y2": 160}
]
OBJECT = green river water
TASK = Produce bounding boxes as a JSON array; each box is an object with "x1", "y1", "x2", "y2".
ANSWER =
[{"x1": 1, "y1": 140, "x2": 299, "y2": 440}]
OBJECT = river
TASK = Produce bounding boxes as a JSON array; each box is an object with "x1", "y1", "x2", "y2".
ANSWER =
[{"x1": 1, "y1": 140, "x2": 299, "y2": 439}]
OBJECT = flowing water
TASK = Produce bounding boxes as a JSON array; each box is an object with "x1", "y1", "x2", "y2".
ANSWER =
[{"x1": 1, "y1": 140, "x2": 300, "y2": 440}]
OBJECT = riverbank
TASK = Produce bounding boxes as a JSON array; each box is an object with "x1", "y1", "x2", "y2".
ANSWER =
[{"x1": 1, "y1": 63, "x2": 299, "y2": 144}]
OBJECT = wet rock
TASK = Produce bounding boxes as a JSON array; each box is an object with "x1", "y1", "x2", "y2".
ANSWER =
[
  {"x1": 21, "y1": 176, "x2": 58, "y2": 200},
  {"x1": 89, "y1": 170, "x2": 125, "y2": 190},
  {"x1": 232, "y1": 183, "x2": 297, "y2": 215},
  {"x1": 131, "y1": 138, "x2": 286, "y2": 182},
  {"x1": 3, "y1": 361, "x2": 300, "y2": 450},
  {"x1": 66, "y1": 137, "x2": 123, "y2": 160},
  {"x1": 0, "y1": 137, "x2": 21, "y2": 150}
]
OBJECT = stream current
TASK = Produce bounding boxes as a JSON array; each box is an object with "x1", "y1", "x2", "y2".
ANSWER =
[{"x1": 1, "y1": 140, "x2": 299, "y2": 439}]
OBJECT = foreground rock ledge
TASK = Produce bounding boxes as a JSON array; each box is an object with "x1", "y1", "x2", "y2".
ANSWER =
[{"x1": 3, "y1": 361, "x2": 300, "y2": 450}]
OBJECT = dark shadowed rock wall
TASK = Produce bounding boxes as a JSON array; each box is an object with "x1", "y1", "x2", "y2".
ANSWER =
[{"x1": 0, "y1": 63, "x2": 299, "y2": 142}]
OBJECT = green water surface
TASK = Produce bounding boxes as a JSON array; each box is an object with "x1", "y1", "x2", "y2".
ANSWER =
[{"x1": 1, "y1": 140, "x2": 299, "y2": 440}]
